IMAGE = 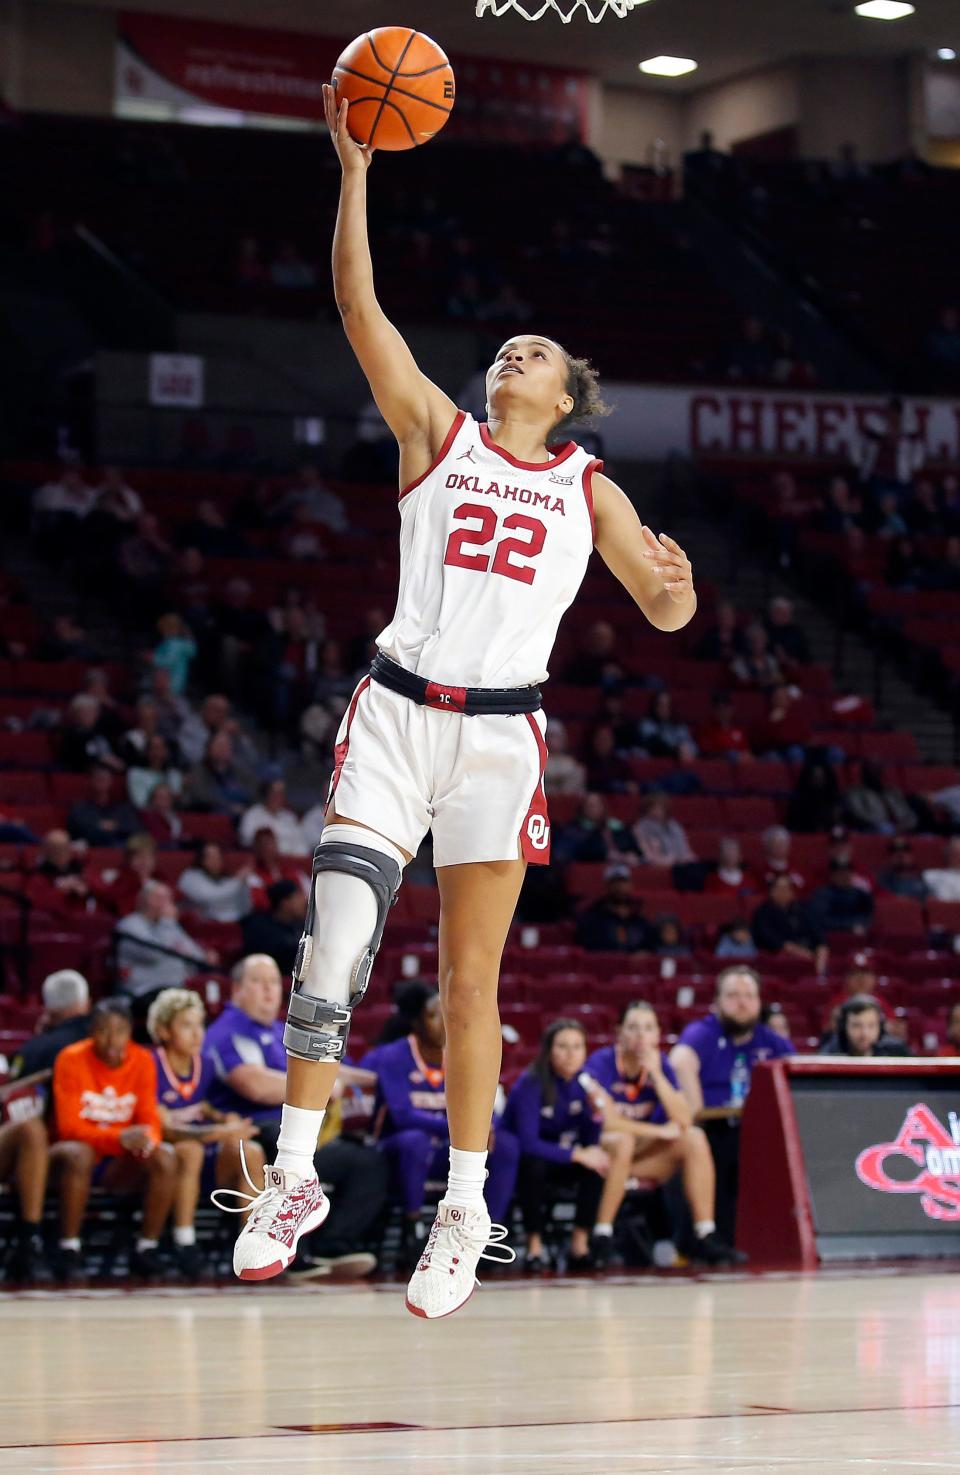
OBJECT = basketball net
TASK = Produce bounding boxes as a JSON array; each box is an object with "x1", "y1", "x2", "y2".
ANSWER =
[{"x1": 476, "y1": 0, "x2": 644, "y2": 21}]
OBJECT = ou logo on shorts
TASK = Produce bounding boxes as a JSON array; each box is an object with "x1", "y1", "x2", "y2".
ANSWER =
[{"x1": 526, "y1": 815, "x2": 550, "y2": 850}]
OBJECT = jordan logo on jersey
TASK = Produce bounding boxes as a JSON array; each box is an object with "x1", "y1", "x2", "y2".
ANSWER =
[{"x1": 457, "y1": 448, "x2": 477, "y2": 463}]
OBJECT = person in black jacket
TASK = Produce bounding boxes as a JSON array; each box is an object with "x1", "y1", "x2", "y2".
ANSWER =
[
  {"x1": 822, "y1": 994, "x2": 912, "y2": 1058},
  {"x1": 8, "y1": 971, "x2": 92, "y2": 1081},
  {"x1": 240, "y1": 879, "x2": 306, "y2": 975},
  {"x1": 751, "y1": 875, "x2": 827, "y2": 970},
  {"x1": 575, "y1": 866, "x2": 656, "y2": 954}
]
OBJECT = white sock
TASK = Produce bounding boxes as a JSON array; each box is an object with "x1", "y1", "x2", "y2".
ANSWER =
[
  {"x1": 593, "y1": 1222, "x2": 614, "y2": 1238},
  {"x1": 59, "y1": 1238, "x2": 81, "y2": 1253},
  {"x1": 443, "y1": 1146, "x2": 488, "y2": 1212},
  {"x1": 694, "y1": 1219, "x2": 716, "y2": 1239},
  {"x1": 173, "y1": 1226, "x2": 196, "y2": 1248},
  {"x1": 275, "y1": 1103, "x2": 325, "y2": 1180},
  {"x1": 135, "y1": 1237, "x2": 158, "y2": 1254}
]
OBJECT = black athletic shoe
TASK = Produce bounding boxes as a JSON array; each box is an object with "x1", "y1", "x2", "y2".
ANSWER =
[
  {"x1": 5, "y1": 1233, "x2": 51, "y2": 1284},
  {"x1": 129, "y1": 1246, "x2": 166, "y2": 1280},
  {"x1": 589, "y1": 1234, "x2": 621, "y2": 1270},
  {"x1": 690, "y1": 1232, "x2": 748, "y2": 1267},
  {"x1": 565, "y1": 1251, "x2": 595, "y2": 1274},
  {"x1": 175, "y1": 1243, "x2": 206, "y2": 1280},
  {"x1": 523, "y1": 1251, "x2": 549, "y2": 1274},
  {"x1": 55, "y1": 1247, "x2": 88, "y2": 1284}
]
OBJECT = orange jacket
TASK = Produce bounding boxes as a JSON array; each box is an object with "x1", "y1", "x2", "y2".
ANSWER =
[{"x1": 53, "y1": 1039, "x2": 161, "y2": 1159}]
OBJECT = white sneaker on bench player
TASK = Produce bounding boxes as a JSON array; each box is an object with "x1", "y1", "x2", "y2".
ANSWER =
[
  {"x1": 213, "y1": 1156, "x2": 329, "y2": 1282},
  {"x1": 405, "y1": 1202, "x2": 515, "y2": 1319}
]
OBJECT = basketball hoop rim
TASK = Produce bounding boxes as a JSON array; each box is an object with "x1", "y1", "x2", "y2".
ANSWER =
[{"x1": 476, "y1": 0, "x2": 642, "y2": 21}]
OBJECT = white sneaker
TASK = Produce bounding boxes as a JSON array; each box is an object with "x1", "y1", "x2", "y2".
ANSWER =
[
  {"x1": 212, "y1": 1159, "x2": 329, "y2": 1282},
  {"x1": 404, "y1": 1202, "x2": 514, "y2": 1320}
]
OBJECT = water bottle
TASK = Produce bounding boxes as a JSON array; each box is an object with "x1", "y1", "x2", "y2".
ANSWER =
[{"x1": 729, "y1": 1052, "x2": 750, "y2": 1108}]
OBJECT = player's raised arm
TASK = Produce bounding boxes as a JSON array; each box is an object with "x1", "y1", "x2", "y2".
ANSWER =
[
  {"x1": 324, "y1": 84, "x2": 456, "y2": 464},
  {"x1": 593, "y1": 471, "x2": 697, "y2": 632}
]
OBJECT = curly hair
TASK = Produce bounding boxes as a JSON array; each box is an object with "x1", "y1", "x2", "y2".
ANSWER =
[
  {"x1": 146, "y1": 987, "x2": 205, "y2": 1044},
  {"x1": 552, "y1": 347, "x2": 612, "y2": 441}
]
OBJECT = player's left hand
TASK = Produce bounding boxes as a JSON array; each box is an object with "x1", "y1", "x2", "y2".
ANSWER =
[{"x1": 641, "y1": 526, "x2": 694, "y2": 603}]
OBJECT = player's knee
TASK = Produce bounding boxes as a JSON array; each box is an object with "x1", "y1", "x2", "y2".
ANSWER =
[
  {"x1": 149, "y1": 1143, "x2": 177, "y2": 1177},
  {"x1": 439, "y1": 958, "x2": 498, "y2": 1027},
  {"x1": 684, "y1": 1125, "x2": 709, "y2": 1155},
  {"x1": 57, "y1": 1141, "x2": 96, "y2": 1177},
  {"x1": 17, "y1": 1115, "x2": 49, "y2": 1150},
  {"x1": 174, "y1": 1140, "x2": 204, "y2": 1173},
  {"x1": 605, "y1": 1131, "x2": 633, "y2": 1163}
]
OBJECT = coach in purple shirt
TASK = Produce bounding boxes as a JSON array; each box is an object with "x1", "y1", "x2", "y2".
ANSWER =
[{"x1": 669, "y1": 965, "x2": 793, "y2": 1242}]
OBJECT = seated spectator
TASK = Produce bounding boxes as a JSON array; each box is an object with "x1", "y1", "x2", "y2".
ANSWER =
[
  {"x1": 922, "y1": 838, "x2": 960, "y2": 902},
  {"x1": 696, "y1": 691, "x2": 752, "y2": 758},
  {"x1": 730, "y1": 623, "x2": 783, "y2": 690},
  {"x1": 39, "y1": 613, "x2": 101, "y2": 663},
  {"x1": 751, "y1": 876, "x2": 827, "y2": 970},
  {"x1": 821, "y1": 964, "x2": 890, "y2": 1043},
  {"x1": 764, "y1": 1006, "x2": 792, "y2": 1041},
  {"x1": 118, "y1": 513, "x2": 173, "y2": 608},
  {"x1": 562, "y1": 620, "x2": 626, "y2": 687},
  {"x1": 181, "y1": 732, "x2": 257, "y2": 819},
  {"x1": 150, "y1": 613, "x2": 197, "y2": 697},
  {"x1": 238, "y1": 778, "x2": 309, "y2": 855},
  {"x1": 127, "y1": 733, "x2": 183, "y2": 811},
  {"x1": 278, "y1": 464, "x2": 348, "y2": 534},
  {"x1": 146, "y1": 987, "x2": 265, "y2": 1274},
  {"x1": 715, "y1": 919, "x2": 758, "y2": 960},
  {"x1": 178, "y1": 693, "x2": 259, "y2": 770},
  {"x1": 50, "y1": 997, "x2": 181, "y2": 1279},
  {"x1": 115, "y1": 882, "x2": 211, "y2": 1004},
  {"x1": 765, "y1": 596, "x2": 810, "y2": 665},
  {"x1": 750, "y1": 684, "x2": 811, "y2": 761},
  {"x1": 822, "y1": 994, "x2": 912, "y2": 1058},
  {"x1": 786, "y1": 756, "x2": 842, "y2": 833},
  {"x1": 810, "y1": 860, "x2": 875, "y2": 935},
  {"x1": 876, "y1": 837, "x2": 929, "y2": 900},
  {"x1": 575, "y1": 864, "x2": 656, "y2": 954},
  {"x1": 670, "y1": 967, "x2": 793, "y2": 1241},
  {"x1": 67, "y1": 768, "x2": 140, "y2": 848},
  {"x1": 637, "y1": 691, "x2": 697, "y2": 761},
  {"x1": 121, "y1": 695, "x2": 164, "y2": 764},
  {"x1": 584, "y1": 725, "x2": 636, "y2": 793},
  {"x1": 91, "y1": 465, "x2": 143, "y2": 531},
  {"x1": 246, "y1": 827, "x2": 309, "y2": 910},
  {"x1": 816, "y1": 476, "x2": 863, "y2": 535},
  {"x1": 150, "y1": 668, "x2": 192, "y2": 744},
  {"x1": 653, "y1": 915, "x2": 690, "y2": 958},
  {"x1": 369, "y1": 985, "x2": 517, "y2": 1267},
  {"x1": 0, "y1": 1110, "x2": 50, "y2": 1281},
  {"x1": 543, "y1": 719, "x2": 586, "y2": 797},
  {"x1": 0, "y1": 806, "x2": 38, "y2": 843},
  {"x1": 632, "y1": 793, "x2": 695, "y2": 867},
  {"x1": 311, "y1": 639, "x2": 354, "y2": 706},
  {"x1": 177, "y1": 503, "x2": 248, "y2": 559},
  {"x1": 502, "y1": 1019, "x2": 609, "y2": 1271},
  {"x1": 59, "y1": 694, "x2": 124, "y2": 773},
  {"x1": 94, "y1": 832, "x2": 159, "y2": 917},
  {"x1": 240, "y1": 878, "x2": 306, "y2": 974},
  {"x1": 843, "y1": 761, "x2": 917, "y2": 835},
  {"x1": 695, "y1": 602, "x2": 745, "y2": 663},
  {"x1": 8, "y1": 969, "x2": 92, "y2": 1081},
  {"x1": 705, "y1": 837, "x2": 757, "y2": 897},
  {"x1": 178, "y1": 842, "x2": 252, "y2": 923},
  {"x1": 26, "y1": 830, "x2": 97, "y2": 918},
  {"x1": 871, "y1": 491, "x2": 908, "y2": 540},
  {"x1": 139, "y1": 782, "x2": 185, "y2": 848},
  {"x1": 553, "y1": 793, "x2": 639, "y2": 868},
  {"x1": 583, "y1": 1002, "x2": 739, "y2": 1265},
  {"x1": 32, "y1": 466, "x2": 95, "y2": 558}
]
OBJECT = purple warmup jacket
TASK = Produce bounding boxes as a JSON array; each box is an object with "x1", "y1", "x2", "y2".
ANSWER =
[
  {"x1": 584, "y1": 1045, "x2": 678, "y2": 1127},
  {"x1": 371, "y1": 1036, "x2": 448, "y2": 1140},
  {"x1": 502, "y1": 1070, "x2": 601, "y2": 1164}
]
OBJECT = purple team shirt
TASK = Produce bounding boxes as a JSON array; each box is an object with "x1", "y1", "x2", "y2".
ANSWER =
[
  {"x1": 584, "y1": 1045, "x2": 678, "y2": 1126},
  {"x1": 502, "y1": 1071, "x2": 601, "y2": 1164},
  {"x1": 203, "y1": 1004, "x2": 287, "y2": 1121},
  {"x1": 676, "y1": 1013, "x2": 793, "y2": 1108},
  {"x1": 371, "y1": 1036, "x2": 448, "y2": 1140},
  {"x1": 153, "y1": 1047, "x2": 216, "y2": 1126}
]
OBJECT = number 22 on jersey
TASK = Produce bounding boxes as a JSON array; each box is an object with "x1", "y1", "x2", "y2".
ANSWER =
[{"x1": 443, "y1": 502, "x2": 546, "y2": 586}]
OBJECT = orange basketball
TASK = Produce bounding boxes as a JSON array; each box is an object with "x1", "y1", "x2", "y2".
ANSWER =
[{"x1": 332, "y1": 28, "x2": 455, "y2": 152}]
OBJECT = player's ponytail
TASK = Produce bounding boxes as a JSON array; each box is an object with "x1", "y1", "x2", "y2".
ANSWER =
[{"x1": 553, "y1": 348, "x2": 612, "y2": 441}]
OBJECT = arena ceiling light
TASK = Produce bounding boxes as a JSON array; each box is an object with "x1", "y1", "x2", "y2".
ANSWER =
[
  {"x1": 937, "y1": 47, "x2": 957, "y2": 60},
  {"x1": 854, "y1": 2, "x2": 915, "y2": 19},
  {"x1": 638, "y1": 56, "x2": 698, "y2": 77}
]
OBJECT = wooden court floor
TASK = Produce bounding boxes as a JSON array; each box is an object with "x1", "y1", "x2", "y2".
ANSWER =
[{"x1": 1, "y1": 1269, "x2": 958, "y2": 1473}]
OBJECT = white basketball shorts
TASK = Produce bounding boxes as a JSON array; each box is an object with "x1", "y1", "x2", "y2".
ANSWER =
[{"x1": 327, "y1": 677, "x2": 551, "y2": 868}]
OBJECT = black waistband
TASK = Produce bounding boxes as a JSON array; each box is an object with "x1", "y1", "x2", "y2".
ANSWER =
[{"x1": 370, "y1": 652, "x2": 542, "y2": 716}]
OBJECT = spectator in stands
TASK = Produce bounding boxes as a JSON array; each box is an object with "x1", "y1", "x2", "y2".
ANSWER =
[
  {"x1": 696, "y1": 691, "x2": 752, "y2": 759},
  {"x1": 277, "y1": 465, "x2": 348, "y2": 535},
  {"x1": 822, "y1": 994, "x2": 912, "y2": 1058},
  {"x1": 95, "y1": 833, "x2": 158, "y2": 917},
  {"x1": 816, "y1": 478, "x2": 863, "y2": 540},
  {"x1": 210, "y1": 580, "x2": 270, "y2": 693},
  {"x1": 139, "y1": 782, "x2": 185, "y2": 848},
  {"x1": 583, "y1": 1002, "x2": 739, "y2": 1266},
  {"x1": 146, "y1": 987, "x2": 265, "y2": 1276},
  {"x1": 543, "y1": 719, "x2": 586, "y2": 796},
  {"x1": 669, "y1": 967, "x2": 793, "y2": 1240},
  {"x1": 906, "y1": 478, "x2": 944, "y2": 538},
  {"x1": 118, "y1": 514, "x2": 172, "y2": 613},
  {"x1": 871, "y1": 491, "x2": 908, "y2": 540},
  {"x1": 8, "y1": 970, "x2": 92, "y2": 1081},
  {"x1": 121, "y1": 696, "x2": 163, "y2": 764},
  {"x1": 575, "y1": 864, "x2": 656, "y2": 954},
  {"x1": 765, "y1": 597, "x2": 810, "y2": 665},
  {"x1": 633, "y1": 793, "x2": 696, "y2": 867},
  {"x1": 925, "y1": 305, "x2": 960, "y2": 385},
  {"x1": 876, "y1": 837, "x2": 929, "y2": 900},
  {"x1": 584, "y1": 725, "x2": 636, "y2": 794},
  {"x1": 922, "y1": 838, "x2": 960, "y2": 902},
  {"x1": 637, "y1": 691, "x2": 697, "y2": 760},
  {"x1": 181, "y1": 732, "x2": 256, "y2": 819},
  {"x1": 26, "y1": 830, "x2": 97, "y2": 918},
  {"x1": 715, "y1": 919, "x2": 758, "y2": 960},
  {"x1": 246, "y1": 827, "x2": 308, "y2": 909},
  {"x1": 150, "y1": 669, "x2": 192, "y2": 744},
  {"x1": 178, "y1": 842, "x2": 252, "y2": 924},
  {"x1": 127, "y1": 733, "x2": 183, "y2": 810},
  {"x1": 240, "y1": 878, "x2": 305, "y2": 975},
  {"x1": 786, "y1": 756, "x2": 841, "y2": 833},
  {"x1": 178, "y1": 693, "x2": 259, "y2": 770},
  {"x1": 810, "y1": 859, "x2": 875, "y2": 936},
  {"x1": 0, "y1": 1108, "x2": 50, "y2": 1281},
  {"x1": 59, "y1": 694, "x2": 124, "y2": 773},
  {"x1": 238, "y1": 778, "x2": 309, "y2": 855},
  {"x1": 843, "y1": 760, "x2": 917, "y2": 834},
  {"x1": 654, "y1": 915, "x2": 690, "y2": 958},
  {"x1": 764, "y1": 1006, "x2": 792, "y2": 1041},
  {"x1": 269, "y1": 241, "x2": 317, "y2": 290},
  {"x1": 503, "y1": 1019, "x2": 609, "y2": 1271},
  {"x1": 50, "y1": 997, "x2": 178, "y2": 1279},
  {"x1": 177, "y1": 503, "x2": 247, "y2": 560},
  {"x1": 32, "y1": 466, "x2": 95, "y2": 558},
  {"x1": 563, "y1": 620, "x2": 625, "y2": 687},
  {"x1": 0, "y1": 806, "x2": 38, "y2": 843},
  {"x1": 706, "y1": 837, "x2": 757, "y2": 898},
  {"x1": 150, "y1": 613, "x2": 197, "y2": 697},
  {"x1": 750, "y1": 684, "x2": 811, "y2": 761},
  {"x1": 820, "y1": 964, "x2": 888, "y2": 1044},
  {"x1": 67, "y1": 768, "x2": 140, "y2": 848},
  {"x1": 39, "y1": 614, "x2": 101, "y2": 663},
  {"x1": 553, "y1": 793, "x2": 639, "y2": 867},
  {"x1": 751, "y1": 876, "x2": 827, "y2": 970},
  {"x1": 91, "y1": 466, "x2": 143, "y2": 530},
  {"x1": 311, "y1": 639, "x2": 354, "y2": 706},
  {"x1": 695, "y1": 602, "x2": 745, "y2": 663},
  {"x1": 115, "y1": 881, "x2": 211, "y2": 1003},
  {"x1": 730, "y1": 623, "x2": 783, "y2": 691},
  {"x1": 370, "y1": 985, "x2": 518, "y2": 1267},
  {"x1": 821, "y1": 827, "x2": 873, "y2": 894}
]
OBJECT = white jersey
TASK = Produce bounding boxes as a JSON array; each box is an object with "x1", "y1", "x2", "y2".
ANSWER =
[{"x1": 376, "y1": 411, "x2": 601, "y2": 687}]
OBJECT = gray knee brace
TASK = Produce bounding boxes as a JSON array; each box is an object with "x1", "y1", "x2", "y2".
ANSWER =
[{"x1": 283, "y1": 839, "x2": 402, "y2": 1064}]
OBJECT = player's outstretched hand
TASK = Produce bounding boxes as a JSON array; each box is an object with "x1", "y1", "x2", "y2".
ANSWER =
[
  {"x1": 641, "y1": 525, "x2": 694, "y2": 603},
  {"x1": 322, "y1": 83, "x2": 373, "y2": 174}
]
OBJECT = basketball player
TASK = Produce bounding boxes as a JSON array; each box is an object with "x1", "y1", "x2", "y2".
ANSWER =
[{"x1": 226, "y1": 85, "x2": 696, "y2": 1319}]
